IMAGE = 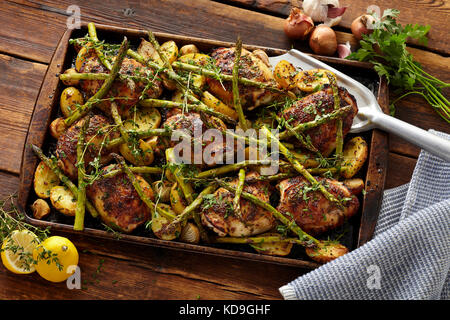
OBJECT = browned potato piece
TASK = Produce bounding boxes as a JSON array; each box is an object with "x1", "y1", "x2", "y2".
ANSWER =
[
  {"x1": 75, "y1": 46, "x2": 89, "y2": 72},
  {"x1": 50, "y1": 186, "x2": 77, "y2": 216},
  {"x1": 170, "y1": 183, "x2": 187, "y2": 215},
  {"x1": 179, "y1": 44, "x2": 199, "y2": 56},
  {"x1": 60, "y1": 86, "x2": 84, "y2": 118},
  {"x1": 160, "y1": 40, "x2": 179, "y2": 64},
  {"x1": 295, "y1": 69, "x2": 335, "y2": 92},
  {"x1": 151, "y1": 204, "x2": 180, "y2": 240},
  {"x1": 61, "y1": 68, "x2": 79, "y2": 86},
  {"x1": 119, "y1": 139, "x2": 154, "y2": 166},
  {"x1": 251, "y1": 233, "x2": 293, "y2": 256},
  {"x1": 273, "y1": 60, "x2": 297, "y2": 90},
  {"x1": 343, "y1": 178, "x2": 365, "y2": 195},
  {"x1": 179, "y1": 222, "x2": 200, "y2": 244},
  {"x1": 202, "y1": 91, "x2": 238, "y2": 121},
  {"x1": 137, "y1": 39, "x2": 163, "y2": 66},
  {"x1": 34, "y1": 161, "x2": 60, "y2": 199},
  {"x1": 342, "y1": 136, "x2": 369, "y2": 178},
  {"x1": 305, "y1": 241, "x2": 349, "y2": 263},
  {"x1": 31, "y1": 199, "x2": 50, "y2": 220},
  {"x1": 49, "y1": 118, "x2": 68, "y2": 139}
]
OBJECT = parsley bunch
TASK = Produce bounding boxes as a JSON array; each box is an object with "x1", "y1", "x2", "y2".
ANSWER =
[{"x1": 347, "y1": 9, "x2": 450, "y2": 123}]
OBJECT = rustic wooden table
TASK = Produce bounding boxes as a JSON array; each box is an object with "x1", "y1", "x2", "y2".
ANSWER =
[{"x1": 0, "y1": 0, "x2": 448, "y2": 300}]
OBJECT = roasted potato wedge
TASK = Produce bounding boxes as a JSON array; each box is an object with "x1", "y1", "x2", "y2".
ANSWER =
[
  {"x1": 123, "y1": 107, "x2": 161, "y2": 131},
  {"x1": 61, "y1": 68, "x2": 80, "y2": 86},
  {"x1": 177, "y1": 53, "x2": 211, "y2": 89},
  {"x1": 31, "y1": 199, "x2": 50, "y2": 220},
  {"x1": 50, "y1": 186, "x2": 77, "y2": 216},
  {"x1": 137, "y1": 39, "x2": 163, "y2": 66},
  {"x1": 251, "y1": 233, "x2": 293, "y2": 256},
  {"x1": 151, "y1": 203, "x2": 180, "y2": 240},
  {"x1": 49, "y1": 117, "x2": 68, "y2": 139},
  {"x1": 343, "y1": 178, "x2": 365, "y2": 195},
  {"x1": 295, "y1": 68, "x2": 335, "y2": 92},
  {"x1": 273, "y1": 60, "x2": 298, "y2": 90},
  {"x1": 342, "y1": 136, "x2": 368, "y2": 178},
  {"x1": 119, "y1": 139, "x2": 155, "y2": 166},
  {"x1": 305, "y1": 241, "x2": 349, "y2": 263},
  {"x1": 160, "y1": 40, "x2": 179, "y2": 64},
  {"x1": 202, "y1": 91, "x2": 238, "y2": 121},
  {"x1": 60, "y1": 86, "x2": 84, "y2": 118},
  {"x1": 179, "y1": 44, "x2": 199, "y2": 56},
  {"x1": 170, "y1": 183, "x2": 188, "y2": 215},
  {"x1": 75, "y1": 46, "x2": 89, "y2": 72},
  {"x1": 34, "y1": 161, "x2": 60, "y2": 199}
]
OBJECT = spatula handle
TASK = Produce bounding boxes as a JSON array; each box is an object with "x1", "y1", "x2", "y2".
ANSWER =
[{"x1": 361, "y1": 108, "x2": 450, "y2": 162}]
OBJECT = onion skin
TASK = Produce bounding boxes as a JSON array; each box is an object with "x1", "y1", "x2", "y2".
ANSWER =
[
  {"x1": 283, "y1": 7, "x2": 314, "y2": 40},
  {"x1": 309, "y1": 25, "x2": 337, "y2": 56},
  {"x1": 351, "y1": 14, "x2": 377, "y2": 41}
]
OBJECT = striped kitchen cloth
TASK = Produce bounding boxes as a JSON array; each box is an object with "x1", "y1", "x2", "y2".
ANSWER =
[{"x1": 279, "y1": 130, "x2": 450, "y2": 300}]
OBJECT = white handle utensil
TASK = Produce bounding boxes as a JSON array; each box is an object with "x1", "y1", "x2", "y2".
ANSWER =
[{"x1": 268, "y1": 49, "x2": 450, "y2": 162}]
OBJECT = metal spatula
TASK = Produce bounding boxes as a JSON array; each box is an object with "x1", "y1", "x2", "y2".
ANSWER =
[{"x1": 268, "y1": 49, "x2": 450, "y2": 162}]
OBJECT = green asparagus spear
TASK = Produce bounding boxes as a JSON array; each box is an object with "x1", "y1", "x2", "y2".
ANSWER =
[
  {"x1": 139, "y1": 98, "x2": 236, "y2": 125},
  {"x1": 87, "y1": 22, "x2": 113, "y2": 71},
  {"x1": 74, "y1": 115, "x2": 91, "y2": 230},
  {"x1": 232, "y1": 169, "x2": 246, "y2": 217},
  {"x1": 278, "y1": 105, "x2": 352, "y2": 140},
  {"x1": 326, "y1": 71, "x2": 343, "y2": 173},
  {"x1": 232, "y1": 38, "x2": 248, "y2": 131}
]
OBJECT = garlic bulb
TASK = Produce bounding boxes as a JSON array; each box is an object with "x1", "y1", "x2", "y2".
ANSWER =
[{"x1": 302, "y1": 0, "x2": 346, "y2": 27}]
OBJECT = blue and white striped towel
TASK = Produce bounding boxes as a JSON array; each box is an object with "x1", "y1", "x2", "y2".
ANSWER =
[{"x1": 279, "y1": 130, "x2": 450, "y2": 300}]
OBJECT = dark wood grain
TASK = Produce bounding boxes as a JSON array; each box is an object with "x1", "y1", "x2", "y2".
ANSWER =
[
  {"x1": 223, "y1": 0, "x2": 450, "y2": 54},
  {"x1": 0, "y1": 54, "x2": 47, "y2": 174}
]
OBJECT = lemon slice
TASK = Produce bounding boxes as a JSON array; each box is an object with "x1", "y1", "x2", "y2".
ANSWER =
[{"x1": 1, "y1": 230, "x2": 40, "y2": 274}]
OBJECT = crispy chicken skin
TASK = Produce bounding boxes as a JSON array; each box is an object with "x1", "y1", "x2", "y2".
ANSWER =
[
  {"x1": 206, "y1": 47, "x2": 279, "y2": 110},
  {"x1": 79, "y1": 56, "x2": 163, "y2": 116},
  {"x1": 86, "y1": 165, "x2": 155, "y2": 233},
  {"x1": 56, "y1": 114, "x2": 119, "y2": 180},
  {"x1": 201, "y1": 172, "x2": 275, "y2": 237},
  {"x1": 276, "y1": 176, "x2": 359, "y2": 235},
  {"x1": 281, "y1": 85, "x2": 358, "y2": 155}
]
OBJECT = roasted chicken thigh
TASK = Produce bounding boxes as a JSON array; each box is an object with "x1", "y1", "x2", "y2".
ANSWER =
[
  {"x1": 276, "y1": 176, "x2": 359, "y2": 235},
  {"x1": 281, "y1": 85, "x2": 358, "y2": 155},
  {"x1": 55, "y1": 114, "x2": 119, "y2": 180},
  {"x1": 79, "y1": 55, "x2": 163, "y2": 116},
  {"x1": 207, "y1": 47, "x2": 279, "y2": 110},
  {"x1": 86, "y1": 164, "x2": 155, "y2": 233},
  {"x1": 201, "y1": 172, "x2": 275, "y2": 237}
]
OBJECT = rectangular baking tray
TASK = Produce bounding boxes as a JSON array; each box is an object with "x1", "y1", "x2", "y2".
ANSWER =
[{"x1": 18, "y1": 23, "x2": 389, "y2": 269}]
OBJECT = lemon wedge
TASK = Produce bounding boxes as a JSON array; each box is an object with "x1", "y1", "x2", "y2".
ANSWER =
[{"x1": 1, "y1": 230, "x2": 40, "y2": 274}]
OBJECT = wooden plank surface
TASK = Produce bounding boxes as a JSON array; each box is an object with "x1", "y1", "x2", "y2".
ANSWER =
[
  {"x1": 0, "y1": 0, "x2": 448, "y2": 300},
  {"x1": 0, "y1": 53, "x2": 47, "y2": 174},
  {"x1": 224, "y1": 0, "x2": 450, "y2": 54}
]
